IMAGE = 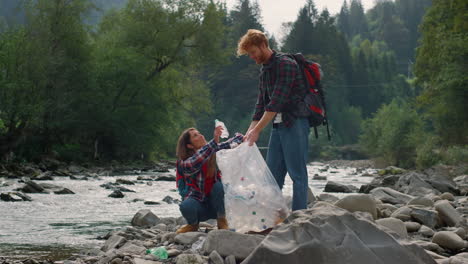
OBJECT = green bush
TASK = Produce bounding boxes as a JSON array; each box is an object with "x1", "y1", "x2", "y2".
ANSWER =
[
  {"x1": 415, "y1": 136, "x2": 441, "y2": 169},
  {"x1": 441, "y1": 145, "x2": 468, "y2": 165},
  {"x1": 359, "y1": 99, "x2": 425, "y2": 168}
]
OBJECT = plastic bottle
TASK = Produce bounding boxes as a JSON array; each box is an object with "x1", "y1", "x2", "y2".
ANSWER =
[
  {"x1": 191, "y1": 236, "x2": 206, "y2": 252},
  {"x1": 215, "y1": 119, "x2": 229, "y2": 138},
  {"x1": 146, "y1": 246, "x2": 168, "y2": 259}
]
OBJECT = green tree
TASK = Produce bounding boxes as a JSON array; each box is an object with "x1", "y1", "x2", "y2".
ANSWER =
[
  {"x1": 0, "y1": 28, "x2": 43, "y2": 158},
  {"x1": 414, "y1": 0, "x2": 468, "y2": 145},
  {"x1": 337, "y1": 0, "x2": 350, "y2": 38},
  {"x1": 367, "y1": 1, "x2": 410, "y2": 66},
  {"x1": 88, "y1": 0, "x2": 228, "y2": 159},
  {"x1": 349, "y1": 0, "x2": 369, "y2": 39}
]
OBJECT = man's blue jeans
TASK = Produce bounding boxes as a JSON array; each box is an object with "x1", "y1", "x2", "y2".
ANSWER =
[
  {"x1": 179, "y1": 181, "x2": 226, "y2": 224},
  {"x1": 267, "y1": 117, "x2": 309, "y2": 211}
]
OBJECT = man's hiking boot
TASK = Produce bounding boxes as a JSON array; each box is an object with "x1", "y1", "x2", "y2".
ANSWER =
[
  {"x1": 176, "y1": 224, "x2": 199, "y2": 234},
  {"x1": 217, "y1": 217, "x2": 229, "y2": 230}
]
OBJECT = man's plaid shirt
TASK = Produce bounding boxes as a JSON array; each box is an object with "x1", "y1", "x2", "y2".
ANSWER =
[{"x1": 252, "y1": 50, "x2": 306, "y2": 127}]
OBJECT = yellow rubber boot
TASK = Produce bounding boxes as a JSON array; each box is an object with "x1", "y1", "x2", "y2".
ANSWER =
[
  {"x1": 217, "y1": 217, "x2": 229, "y2": 230},
  {"x1": 176, "y1": 224, "x2": 199, "y2": 234}
]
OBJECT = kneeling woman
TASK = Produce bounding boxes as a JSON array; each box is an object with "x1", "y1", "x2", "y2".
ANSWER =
[{"x1": 175, "y1": 126, "x2": 243, "y2": 233}]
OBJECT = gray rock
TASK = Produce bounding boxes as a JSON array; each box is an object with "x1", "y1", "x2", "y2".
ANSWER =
[
  {"x1": 202, "y1": 230, "x2": 263, "y2": 260},
  {"x1": 432, "y1": 231, "x2": 468, "y2": 251},
  {"x1": 21, "y1": 180, "x2": 46, "y2": 193},
  {"x1": 241, "y1": 202, "x2": 435, "y2": 264},
  {"x1": 162, "y1": 195, "x2": 180, "y2": 204},
  {"x1": 405, "y1": 222, "x2": 422, "y2": 233},
  {"x1": 410, "y1": 208, "x2": 439, "y2": 229},
  {"x1": 454, "y1": 227, "x2": 466, "y2": 240},
  {"x1": 450, "y1": 252, "x2": 468, "y2": 264},
  {"x1": 101, "y1": 235, "x2": 126, "y2": 252},
  {"x1": 161, "y1": 232, "x2": 177, "y2": 243},
  {"x1": 133, "y1": 258, "x2": 162, "y2": 264},
  {"x1": 313, "y1": 174, "x2": 327, "y2": 180},
  {"x1": 110, "y1": 258, "x2": 123, "y2": 264},
  {"x1": 0, "y1": 192, "x2": 32, "y2": 202},
  {"x1": 116, "y1": 179, "x2": 135, "y2": 185},
  {"x1": 109, "y1": 190, "x2": 124, "y2": 198},
  {"x1": 176, "y1": 254, "x2": 206, "y2": 264},
  {"x1": 308, "y1": 186, "x2": 316, "y2": 204},
  {"x1": 335, "y1": 194, "x2": 377, "y2": 219},
  {"x1": 209, "y1": 250, "x2": 224, "y2": 264},
  {"x1": 396, "y1": 172, "x2": 439, "y2": 196},
  {"x1": 174, "y1": 232, "x2": 206, "y2": 245},
  {"x1": 419, "y1": 225, "x2": 435, "y2": 237},
  {"x1": 54, "y1": 188, "x2": 75, "y2": 194},
  {"x1": 440, "y1": 192, "x2": 455, "y2": 201},
  {"x1": 434, "y1": 200, "x2": 462, "y2": 227},
  {"x1": 154, "y1": 223, "x2": 168, "y2": 231},
  {"x1": 317, "y1": 193, "x2": 339, "y2": 203},
  {"x1": 407, "y1": 197, "x2": 434, "y2": 207},
  {"x1": 391, "y1": 206, "x2": 413, "y2": 222},
  {"x1": 155, "y1": 174, "x2": 176, "y2": 181},
  {"x1": 410, "y1": 240, "x2": 444, "y2": 254},
  {"x1": 377, "y1": 203, "x2": 398, "y2": 213},
  {"x1": 370, "y1": 187, "x2": 414, "y2": 205},
  {"x1": 376, "y1": 218, "x2": 408, "y2": 239},
  {"x1": 224, "y1": 255, "x2": 236, "y2": 264},
  {"x1": 131, "y1": 209, "x2": 160, "y2": 227},
  {"x1": 116, "y1": 242, "x2": 146, "y2": 255},
  {"x1": 424, "y1": 250, "x2": 448, "y2": 260},
  {"x1": 167, "y1": 249, "x2": 181, "y2": 257},
  {"x1": 324, "y1": 181, "x2": 356, "y2": 193}
]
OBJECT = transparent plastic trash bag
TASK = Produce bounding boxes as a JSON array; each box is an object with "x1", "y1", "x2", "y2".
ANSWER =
[{"x1": 217, "y1": 142, "x2": 289, "y2": 233}]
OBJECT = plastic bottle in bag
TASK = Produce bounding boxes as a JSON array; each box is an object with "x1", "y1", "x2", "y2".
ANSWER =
[
  {"x1": 191, "y1": 236, "x2": 206, "y2": 252},
  {"x1": 146, "y1": 246, "x2": 168, "y2": 259},
  {"x1": 215, "y1": 119, "x2": 229, "y2": 138}
]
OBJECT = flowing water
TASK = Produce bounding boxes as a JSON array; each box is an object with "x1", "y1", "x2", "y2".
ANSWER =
[{"x1": 0, "y1": 162, "x2": 376, "y2": 260}]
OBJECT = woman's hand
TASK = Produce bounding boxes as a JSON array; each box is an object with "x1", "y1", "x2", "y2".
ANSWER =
[{"x1": 214, "y1": 125, "x2": 223, "y2": 143}]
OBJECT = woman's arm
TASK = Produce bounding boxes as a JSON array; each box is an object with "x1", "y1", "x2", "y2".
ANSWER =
[
  {"x1": 217, "y1": 133, "x2": 244, "y2": 150},
  {"x1": 178, "y1": 140, "x2": 218, "y2": 174}
]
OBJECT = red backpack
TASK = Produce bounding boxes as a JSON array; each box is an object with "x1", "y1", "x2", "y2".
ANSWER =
[{"x1": 288, "y1": 53, "x2": 330, "y2": 140}]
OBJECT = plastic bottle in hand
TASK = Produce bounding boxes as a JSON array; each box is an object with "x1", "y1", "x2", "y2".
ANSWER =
[{"x1": 215, "y1": 119, "x2": 229, "y2": 138}]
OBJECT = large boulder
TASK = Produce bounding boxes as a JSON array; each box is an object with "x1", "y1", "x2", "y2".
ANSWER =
[
  {"x1": 0, "y1": 192, "x2": 32, "y2": 202},
  {"x1": 376, "y1": 218, "x2": 408, "y2": 239},
  {"x1": 432, "y1": 231, "x2": 468, "y2": 251},
  {"x1": 370, "y1": 187, "x2": 414, "y2": 205},
  {"x1": 101, "y1": 235, "x2": 127, "y2": 252},
  {"x1": 202, "y1": 230, "x2": 263, "y2": 260},
  {"x1": 241, "y1": 202, "x2": 436, "y2": 264},
  {"x1": 334, "y1": 194, "x2": 377, "y2": 219},
  {"x1": 131, "y1": 209, "x2": 160, "y2": 227},
  {"x1": 410, "y1": 207, "x2": 439, "y2": 229},
  {"x1": 324, "y1": 181, "x2": 356, "y2": 193},
  {"x1": 395, "y1": 172, "x2": 439, "y2": 196},
  {"x1": 20, "y1": 180, "x2": 46, "y2": 193},
  {"x1": 434, "y1": 200, "x2": 462, "y2": 227}
]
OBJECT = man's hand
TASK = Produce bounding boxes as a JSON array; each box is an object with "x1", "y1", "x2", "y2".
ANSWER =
[
  {"x1": 243, "y1": 111, "x2": 276, "y2": 146},
  {"x1": 244, "y1": 128, "x2": 260, "y2": 146},
  {"x1": 214, "y1": 125, "x2": 223, "y2": 143}
]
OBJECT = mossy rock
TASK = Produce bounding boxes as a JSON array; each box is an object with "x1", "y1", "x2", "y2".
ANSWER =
[{"x1": 378, "y1": 166, "x2": 406, "y2": 176}]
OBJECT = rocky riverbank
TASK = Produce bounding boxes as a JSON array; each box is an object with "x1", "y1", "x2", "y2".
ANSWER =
[{"x1": 1, "y1": 161, "x2": 467, "y2": 264}]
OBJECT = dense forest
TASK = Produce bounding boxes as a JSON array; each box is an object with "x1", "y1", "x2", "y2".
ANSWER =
[{"x1": 0, "y1": 0, "x2": 466, "y2": 168}]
